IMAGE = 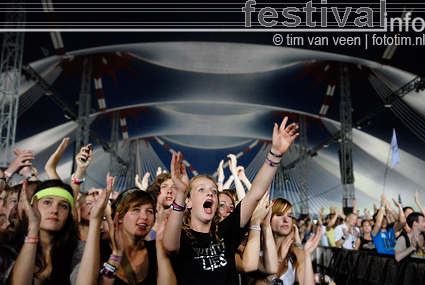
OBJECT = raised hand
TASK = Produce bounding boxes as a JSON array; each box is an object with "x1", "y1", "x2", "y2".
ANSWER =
[
  {"x1": 227, "y1": 154, "x2": 237, "y2": 174},
  {"x1": 75, "y1": 144, "x2": 93, "y2": 170},
  {"x1": 381, "y1": 195, "x2": 387, "y2": 207},
  {"x1": 19, "y1": 180, "x2": 41, "y2": 231},
  {"x1": 251, "y1": 192, "x2": 270, "y2": 225},
  {"x1": 135, "y1": 172, "x2": 150, "y2": 190},
  {"x1": 271, "y1": 116, "x2": 299, "y2": 156},
  {"x1": 170, "y1": 152, "x2": 189, "y2": 194},
  {"x1": 8, "y1": 149, "x2": 34, "y2": 176},
  {"x1": 156, "y1": 167, "x2": 167, "y2": 177},
  {"x1": 217, "y1": 160, "x2": 224, "y2": 191},
  {"x1": 261, "y1": 200, "x2": 274, "y2": 229},
  {"x1": 278, "y1": 232, "x2": 294, "y2": 263},
  {"x1": 90, "y1": 176, "x2": 114, "y2": 222},
  {"x1": 304, "y1": 226, "x2": 323, "y2": 257},
  {"x1": 45, "y1": 137, "x2": 70, "y2": 179},
  {"x1": 393, "y1": 198, "x2": 402, "y2": 209},
  {"x1": 111, "y1": 213, "x2": 124, "y2": 256},
  {"x1": 415, "y1": 191, "x2": 421, "y2": 205}
]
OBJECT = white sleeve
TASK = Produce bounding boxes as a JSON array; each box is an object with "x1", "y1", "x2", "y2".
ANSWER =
[{"x1": 334, "y1": 225, "x2": 343, "y2": 241}]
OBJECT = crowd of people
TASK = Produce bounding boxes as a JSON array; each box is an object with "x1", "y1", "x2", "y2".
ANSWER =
[{"x1": 0, "y1": 117, "x2": 423, "y2": 285}]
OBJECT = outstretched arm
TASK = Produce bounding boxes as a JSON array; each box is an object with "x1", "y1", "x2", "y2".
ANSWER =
[
  {"x1": 392, "y1": 198, "x2": 406, "y2": 232},
  {"x1": 240, "y1": 117, "x2": 299, "y2": 227},
  {"x1": 76, "y1": 175, "x2": 114, "y2": 285},
  {"x1": 70, "y1": 144, "x2": 93, "y2": 223},
  {"x1": 11, "y1": 180, "x2": 40, "y2": 285},
  {"x1": 45, "y1": 137, "x2": 70, "y2": 180},
  {"x1": 415, "y1": 191, "x2": 425, "y2": 216},
  {"x1": 238, "y1": 166, "x2": 252, "y2": 191},
  {"x1": 301, "y1": 227, "x2": 323, "y2": 285},
  {"x1": 216, "y1": 160, "x2": 224, "y2": 192},
  {"x1": 163, "y1": 152, "x2": 190, "y2": 255},
  {"x1": 228, "y1": 154, "x2": 246, "y2": 201},
  {"x1": 372, "y1": 195, "x2": 386, "y2": 237},
  {"x1": 4, "y1": 149, "x2": 35, "y2": 184},
  {"x1": 236, "y1": 193, "x2": 274, "y2": 273}
]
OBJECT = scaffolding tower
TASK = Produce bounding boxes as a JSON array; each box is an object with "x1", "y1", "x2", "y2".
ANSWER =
[
  {"x1": 0, "y1": 1, "x2": 25, "y2": 167},
  {"x1": 299, "y1": 114, "x2": 309, "y2": 214},
  {"x1": 339, "y1": 63, "x2": 355, "y2": 214}
]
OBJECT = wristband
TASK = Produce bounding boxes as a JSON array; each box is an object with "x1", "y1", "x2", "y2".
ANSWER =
[
  {"x1": 327, "y1": 277, "x2": 334, "y2": 284},
  {"x1": 71, "y1": 173, "x2": 85, "y2": 185},
  {"x1": 100, "y1": 262, "x2": 118, "y2": 279},
  {"x1": 26, "y1": 173, "x2": 36, "y2": 180},
  {"x1": 380, "y1": 206, "x2": 386, "y2": 210},
  {"x1": 109, "y1": 254, "x2": 122, "y2": 262},
  {"x1": 265, "y1": 157, "x2": 280, "y2": 167},
  {"x1": 4, "y1": 170, "x2": 13, "y2": 178},
  {"x1": 170, "y1": 200, "x2": 186, "y2": 212},
  {"x1": 341, "y1": 236, "x2": 346, "y2": 240},
  {"x1": 24, "y1": 236, "x2": 39, "y2": 244},
  {"x1": 314, "y1": 273, "x2": 325, "y2": 283},
  {"x1": 229, "y1": 175, "x2": 234, "y2": 180},
  {"x1": 269, "y1": 150, "x2": 283, "y2": 158},
  {"x1": 249, "y1": 225, "x2": 261, "y2": 231}
]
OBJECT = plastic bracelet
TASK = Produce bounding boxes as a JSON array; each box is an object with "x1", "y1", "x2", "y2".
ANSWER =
[
  {"x1": 171, "y1": 200, "x2": 186, "y2": 212},
  {"x1": 327, "y1": 277, "x2": 334, "y2": 284},
  {"x1": 100, "y1": 262, "x2": 118, "y2": 279},
  {"x1": 249, "y1": 225, "x2": 261, "y2": 231},
  {"x1": 109, "y1": 254, "x2": 122, "y2": 262},
  {"x1": 265, "y1": 157, "x2": 280, "y2": 167},
  {"x1": 71, "y1": 173, "x2": 85, "y2": 185},
  {"x1": 269, "y1": 150, "x2": 283, "y2": 158},
  {"x1": 24, "y1": 236, "x2": 39, "y2": 244},
  {"x1": 4, "y1": 170, "x2": 13, "y2": 178},
  {"x1": 380, "y1": 206, "x2": 386, "y2": 210}
]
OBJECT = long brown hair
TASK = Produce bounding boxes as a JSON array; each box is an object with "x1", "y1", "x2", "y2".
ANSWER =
[
  {"x1": 182, "y1": 174, "x2": 221, "y2": 244},
  {"x1": 271, "y1": 198, "x2": 298, "y2": 270}
]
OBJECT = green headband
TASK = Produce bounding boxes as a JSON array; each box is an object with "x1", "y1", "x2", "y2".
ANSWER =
[{"x1": 31, "y1": 187, "x2": 74, "y2": 208}]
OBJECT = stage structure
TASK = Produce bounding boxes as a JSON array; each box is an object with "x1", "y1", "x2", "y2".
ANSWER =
[
  {"x1": 339, "y1": 63, "x2": 355, "y2": 215},
  {"x1": 299, "y1": 114, "x2": 309, "y2": 215},
  {"x1": 0, "y1": 0, "x2": 25, "y2": 167}
]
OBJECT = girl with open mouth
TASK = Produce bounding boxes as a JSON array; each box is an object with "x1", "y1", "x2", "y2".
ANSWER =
[{"x1": 163, "y1": 117, "x2": 299, "y2": 284}]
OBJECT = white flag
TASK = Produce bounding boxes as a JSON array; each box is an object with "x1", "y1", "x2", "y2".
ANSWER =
[{"x1": 390, "y1": 129, "x2": 400, "y2": 168}]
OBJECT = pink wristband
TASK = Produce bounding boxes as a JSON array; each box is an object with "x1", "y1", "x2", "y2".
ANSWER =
[
  {"x1": 109, "y1": 254, "x2": 122, "y2": 262},
  {"x1": 265, "y1": 157, "x2": 279, "y2": 167}
]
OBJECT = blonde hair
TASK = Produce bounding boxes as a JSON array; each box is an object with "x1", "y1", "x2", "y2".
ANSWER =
[{"x1": 182, "y1": 174, "x2": 221, "y2": 244}]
